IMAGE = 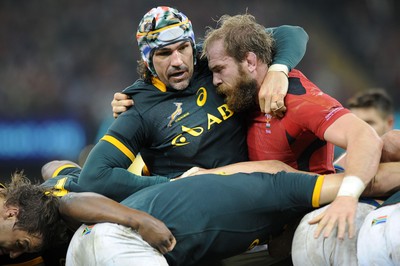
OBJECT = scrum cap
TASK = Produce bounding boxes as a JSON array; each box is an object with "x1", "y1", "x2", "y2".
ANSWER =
[{"x1": 136, "y1": 6, "x2": 196, "y2": 75}]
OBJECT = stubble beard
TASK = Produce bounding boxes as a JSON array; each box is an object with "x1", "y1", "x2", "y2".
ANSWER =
[{"x1": 170, "y1": 79, "x2": 190, "y2": 91}]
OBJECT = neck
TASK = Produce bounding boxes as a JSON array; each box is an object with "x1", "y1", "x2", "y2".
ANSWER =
[{"x1": 256, "y1": 64, "x2": 268, "y2": 88}]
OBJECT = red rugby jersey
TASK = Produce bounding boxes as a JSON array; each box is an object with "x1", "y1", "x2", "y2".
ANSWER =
[{"x1": 247, "y1": 69, "x2": 350, "y2": 174}]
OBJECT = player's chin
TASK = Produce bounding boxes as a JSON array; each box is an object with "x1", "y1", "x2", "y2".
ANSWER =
[{"x1": 170, "y1": 79, "x2": 190, "y2": 91}]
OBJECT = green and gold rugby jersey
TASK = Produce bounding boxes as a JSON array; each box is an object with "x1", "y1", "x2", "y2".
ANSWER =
[
  {"x1": 79, "y1": 57, "x2": 248, "y2": 201},
  {"x1": 41, "y1": 166, "x2": 84, "y2": 197},
  {"x1": 121, "y1": 171, "x2": 322, "y2": 265},
  {"x1": 78, "y1": 25, "x2": 309, "y2": 202}
]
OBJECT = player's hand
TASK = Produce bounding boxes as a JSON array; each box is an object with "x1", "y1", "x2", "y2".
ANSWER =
[
  {"x1": 177, "y1": 167, "x2": 215, "y2": 179},
  {"x1": 258, "y1": 71, "x2": 288, "y2": 118},
  {"x1": 137, "y1": 214, "x2": 176, "y2": 254},
  {"x1": 308, "y1": 196, "x2": 358, "y2": 240},
  {"x1": 111, "y1": 92, "x2": 134, "y2": 118},
  {"x1": 179, "y1": 167, "x2": 202, "y2": 179}
]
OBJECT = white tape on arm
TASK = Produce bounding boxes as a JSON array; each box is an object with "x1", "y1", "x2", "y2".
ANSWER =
[
  {"x1": 268, "y1": 64, "x2": 289, "y2": 77},
  {"x1": 337, "y1": 175, "x2": 366, "y2": 198}
]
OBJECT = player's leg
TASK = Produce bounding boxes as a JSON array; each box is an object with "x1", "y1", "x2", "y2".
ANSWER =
[
  {"x1": 291, "y1": 203, "x2": 375, "y2": 266},
  {"x1": 66, "y1": 223, "x2": 168, "y2": 266}
]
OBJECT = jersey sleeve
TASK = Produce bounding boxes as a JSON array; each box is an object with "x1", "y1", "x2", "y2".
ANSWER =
[
  {"x1": 263, "y1": 171, "x2": 321, "y2": 210},
  {"x1": 286, "y1": 98, "x2": 349, "y2": 139},
  {"x1": 284, "y1": 71, "x2": 350, "y2": 139},
  {"x1": 78, "y1": 108, "x2": 169, "y2": 202},
  {"x1": 266, "y1": 25, "x2": 309, "y2": 70},
  {"x1": 41, "y1": 167, "x2": 85, "y2": 197}
]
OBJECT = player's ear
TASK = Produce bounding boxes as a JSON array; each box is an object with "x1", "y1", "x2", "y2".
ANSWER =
[
  {"x1": 245, "y1": 52, "x2": 257, "y2": 72},
  {"x1": 4, "y1": 205, "x2": 19, "y2": 219}
]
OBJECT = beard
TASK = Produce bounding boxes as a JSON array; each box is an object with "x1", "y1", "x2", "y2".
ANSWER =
[{"x1": 216, "y1": 65, "x2": 258, "y2": 113}]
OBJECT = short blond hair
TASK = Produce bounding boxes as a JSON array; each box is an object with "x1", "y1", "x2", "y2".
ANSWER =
[{"x1": 203, "y1": 14, "x2": 274, "y2": 64}]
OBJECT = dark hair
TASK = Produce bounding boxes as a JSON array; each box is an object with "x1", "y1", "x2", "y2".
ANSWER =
[
  {"x1": 137, "y1": 59, "x2": 153, "y2": 83},
  {"x1": 2, "y1": 172, "x2": 67, "y2": 251},
  {"x1": 347, "y1": 89, "x2": 394, "y2": 118}
]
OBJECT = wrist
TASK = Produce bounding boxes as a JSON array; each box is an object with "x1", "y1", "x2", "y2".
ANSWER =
[
  {"x1": 268, "y1": 64, "x2": 289, "y2": 77},
  {"x1": 337, "y1": 175, "x2": 366, "y2": 199}
]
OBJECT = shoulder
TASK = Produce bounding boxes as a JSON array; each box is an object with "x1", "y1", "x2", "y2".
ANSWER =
[
  {"x1": 287, "y1": 69, "x2": 343, "y2": 107},
  {"x1": 287, "y1": 69, "x2": 319, "y2": 95},
  {"x1": 122, "y1": 79, "x2": 155, "y2": 95}
]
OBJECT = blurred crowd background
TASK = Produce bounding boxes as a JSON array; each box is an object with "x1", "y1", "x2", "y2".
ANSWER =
[{"x1": 0, "y1": 0, "x2": 399, "y2": 182}]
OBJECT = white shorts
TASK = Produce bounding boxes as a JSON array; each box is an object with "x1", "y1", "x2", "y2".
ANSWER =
[
  {"x1": 357, "y1": 203, "x2": 400, "y2": 266},
  {"x1": 291, "y1": 203, "x2": 375, "y2": 266},
  {"x1": 66, "y1": 223, "x2": 168, "y2": 266}
]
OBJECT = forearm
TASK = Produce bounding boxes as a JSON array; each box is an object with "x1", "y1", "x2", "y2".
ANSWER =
[
  {"x1": 325, "y1": 114, "x2": 383, "y2": 197},
  {"x1": 318, "y1": 161, "x2": 400, "y2": 205},
  {"x1": 343, "y1": 130, "x2": 382, "y2": 186},
  {"x1": 79, "y1": 142, "x2": 169, "y2": 201},
  {"x1": 60, "y1": 192, "x2": 146, "y2": 230},
  {"x1": 267, "y1": 25, "x2": 309, "y2": 70},
  {"x1": 61, "y1": 192, "x2": 176, "y2": 254},
  {"x1": 191, "y1": 160, "x2": 305, "y2": 176},
  {"x1": 318, "y1": 173, "x2": 344, "y2": 205}
]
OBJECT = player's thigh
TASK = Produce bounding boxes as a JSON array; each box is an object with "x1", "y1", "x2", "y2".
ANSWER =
[
  {"x1": 292, "y1": 203, "x2": 375, "y2": 266},
  {"x1": 66, "y1": 223, "x2": 168, "y2": 266},
  {"x1": 194, "y1": 250, "x2": 291, "y2": 266}
]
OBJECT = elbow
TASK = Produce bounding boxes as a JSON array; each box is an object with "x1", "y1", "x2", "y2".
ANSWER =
[{"x1": 281, "y1": 25, "x2": 309, "y2": 42}]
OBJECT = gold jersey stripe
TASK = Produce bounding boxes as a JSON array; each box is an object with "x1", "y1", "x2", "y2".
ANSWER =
[
  {"x1": 52, "y1": 164, "x2": 79, "y2": 178},
  {"x1": 152, "y1": 77, "x2": 167, "y2": 92},
  {"x1": 312, "y1": 175, "x2": 325, "y2": 208},
  {"x1": 54, "y1": 177, "x2": 69, "y2": 196},
  {"x1": 101, "y1": 135, "x2": 136, "y2": 162}
]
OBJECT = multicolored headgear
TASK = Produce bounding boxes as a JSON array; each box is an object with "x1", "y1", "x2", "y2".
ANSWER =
[{"x1": 136, "y1": 6, "x2": 196, "y2": 75}]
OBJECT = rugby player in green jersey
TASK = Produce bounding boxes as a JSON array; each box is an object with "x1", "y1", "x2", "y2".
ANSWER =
[
  {"x1": 77, "y1": 6, "x2": 309, "y2": 265},
  {"x1": 78, "y1": 6, "x2": 309, "y2": 203},
  {"x1": 39, "y1": 161, "x2": 400, "y2": 266},
  {"x1": 1, "y1": 156, "x2": 399, "y2": 265}
]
